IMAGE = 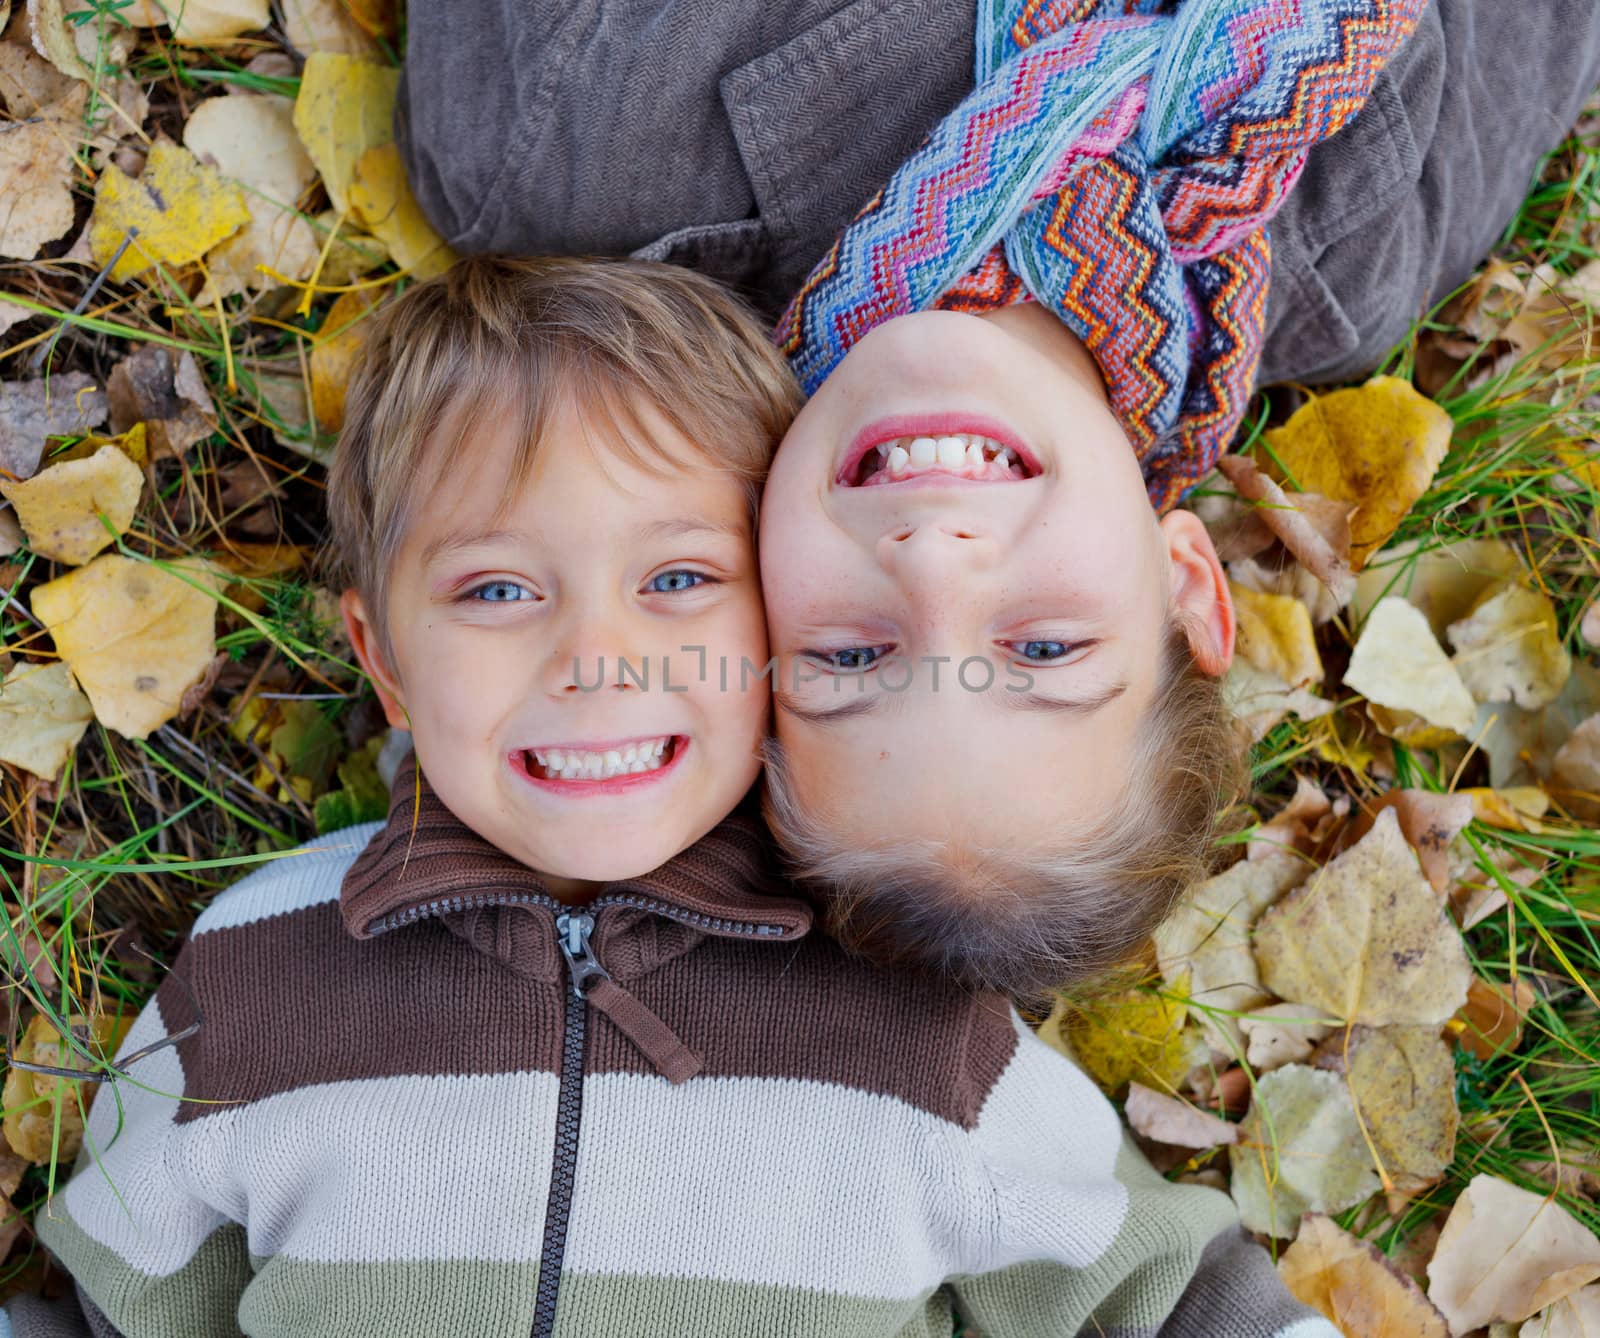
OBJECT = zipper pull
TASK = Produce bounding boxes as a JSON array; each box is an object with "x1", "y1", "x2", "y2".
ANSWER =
[{"x1": 555, "y1": 912, "x2": 611, "y2": 998}]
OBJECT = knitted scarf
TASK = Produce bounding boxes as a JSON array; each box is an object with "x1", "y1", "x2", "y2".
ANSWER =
[{"x1": 774, "y1": 0, "x2": 1425, "y2": 511}]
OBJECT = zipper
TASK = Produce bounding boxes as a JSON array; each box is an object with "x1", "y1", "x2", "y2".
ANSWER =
[{"x1": 530, "y1": 911, "x2": 608, "y2": 1338}]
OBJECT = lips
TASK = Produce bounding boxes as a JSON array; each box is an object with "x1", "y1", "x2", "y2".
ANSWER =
[
  {"x1": 510, "y1": 735, "x2": 687, "y2": 797},
  {"x1": 835, "y1": 414, "x2": 1042, "y2": 488}
]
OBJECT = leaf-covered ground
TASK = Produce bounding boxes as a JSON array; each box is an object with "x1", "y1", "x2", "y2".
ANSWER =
[{"x1": 0, "y1": 6, "x2": 1597, "y2": 1334}]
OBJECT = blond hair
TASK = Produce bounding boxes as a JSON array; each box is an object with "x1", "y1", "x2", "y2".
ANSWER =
[
  {"x1": 326, "y1": 254, "x2": 802, "y2": 664},
  {"x1": 762, "y1": 622, "x2": 1246, "y2": 1004}
]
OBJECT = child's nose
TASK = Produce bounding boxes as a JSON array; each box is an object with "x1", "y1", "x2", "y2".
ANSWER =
[
  {"x1": 875, "y1": 523, "x2": 999, "y2": 599},
  {"x1": 539, "y1": 618, "x2": 649, "y2": 696}
]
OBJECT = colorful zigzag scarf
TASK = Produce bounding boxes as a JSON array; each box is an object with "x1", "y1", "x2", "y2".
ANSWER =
[{"x1": 774, "y1": 0, "x2": 1425, "y2": 511}]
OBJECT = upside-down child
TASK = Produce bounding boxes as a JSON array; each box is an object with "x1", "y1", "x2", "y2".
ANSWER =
[
  {"x1": 397, "y1": 0, "x2": 1600, "y2": 999},
  {"x1": 4, "y1": 256, "x2": 1336, "y2": 1337}
]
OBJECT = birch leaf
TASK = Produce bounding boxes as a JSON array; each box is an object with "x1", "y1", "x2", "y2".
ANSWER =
[
  {"x1": 1453, "y1": 976, "x2": 1537, "y2": 1062},
  {"x1": 0, "y1": 374, "x2": 108, "y2": 480},
  {"x1": 309, "y1": 286, "x2": 381, "y2": 433},
  {"x1": 0, "y1": 114, "x2": 77, "y2": 261},
  {"x1": 282, "y1": 0, "x2": 381, "y2": 57},
  {"x1": 347, "y1": 140, "x2": 456, "y2": 278},
  {"x1": 1124, "y1": 1083, "x2": 1238, "y2": 1149},
  {"x1": 1228, "y1": 1065, "x2": 1383, "y2": 1238},
  {"x1": 1323, "y1": 1025, "x2": 1458, "y2": 1191},
  {"x1": 1353, "y1": 538, "x2": 1524, "y2": 640},
  {"x1": 106, "y1": 345, "x2": 217, "y2": 461},
  {"x1": 1524, "y1": 1285, "x2": 1600, "y2": 1338},
  {"x1": 1231, "y1": 583, "x2": 1322, "y2": 688},
  {"x1": 2, "y1": 1010, "x2": 131, "y2": 1162},
  {"x1": 0, "y1": 660, "x2": 92, "y2": 779},
  {"x1": 1253, "y1": 809, "x2": 1472, "y2": 1027},
  {"x1": 1346, "y1": 598, "x2": 1476, "y2": 737},
  {"x1": 1447, "y1": 582, "x2": 1571, "y2": 710},
  {"x1": 291, "y1": 52, "x2": 398, "y2": 214},
  {"x1": 1426, "y1": 1175, "x2": 1600, "y2": 1334},
  {"x1": 0, "y1": 444, "x2": 143, "y2": 564},
  {"x1": 1343, "y1": 789, "x2": 1475, "y2": 894},
  {"x1": 1042, "y1": 989, "x2": 1204, "y2": 1097},
  {"x1": 1153, "y1": 850, "x2": 1309, "y2": 1051},
  {"x1": 30, "y1": 554, "x2": 221, "y2": 740},
  {"x1": 1224, "y1": 660, "x2": 1336, "y2": 742},
  {"x1": 88, "y1": 138, "x2": 250, "y2": 284},
  {"x1": 1239, "y1": 1002, "x2": 1334, "y2": 1072},
  {"x1": 1551, "y1": 713, "x2": 1600, "y2": 822},
  {"x1": 1279, "y1": 1214, "x2": 1450, "y2": 1337},
  {"x1": 1261, "y1": 376, "x2": 1452, "y2": 569}
]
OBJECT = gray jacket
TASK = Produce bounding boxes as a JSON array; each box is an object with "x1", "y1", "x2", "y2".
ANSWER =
[{"x1": 397, "y1": 0, "x2": 1600, "y2": 386}]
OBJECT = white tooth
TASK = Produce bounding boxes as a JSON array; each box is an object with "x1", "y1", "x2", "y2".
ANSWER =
[
  {"x1": 909, "y1": 436, "x2": 937, "y2": 467},
  {"x1": 532, "y1": 750, "x2": 548, "y2": 767},
  {"x1": 887, "y1": 445, "x2": 910, "y2": 475},
  {"x1": 629, "y1": 760, "x2": 648, "y2": 773},
  {"x1": 936, "y1": 436, "x2": 965, "y2": 467},
  {"x1": 546, "y1": 749, "x2": 564, "y2": 769},
  {"x1": 622, "y1": 744, "x2": 638, "y2": 764},
  {"x1": 997, "y1": 448, "x2": 1014, "y2": 468},
  {"x1": 603, "y1": 748, "x2": 622, "y2": 772},
  {"x1": 583, "y1": 751, "x2": 601, "y2": 772},
  {"x1": 653, "y1": 738, "x2": 667, "y2": 756},
  {"x1": 965, "y1": 441, "x2": 985, "y2": 467},
  {"x1": 875, "y1": 443, "x2": 889, "y2": 460}
]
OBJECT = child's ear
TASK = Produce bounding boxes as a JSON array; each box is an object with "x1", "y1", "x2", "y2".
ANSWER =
[
  {"x1": 1159, "y1": 509, "x2": 1234, "y2": 676},
  {"x1": 341, "y1": 588, "x2": 411, "y2": 730}
]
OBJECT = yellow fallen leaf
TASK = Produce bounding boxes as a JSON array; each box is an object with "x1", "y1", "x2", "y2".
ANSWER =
[
  {"x1": 1346, "y1": 597, "x2": 1476, "y2": 738},
  {"x1": 282, "y1": 0, "x2": 380, "y2": 58},
  {"x1": 159, "y1": 0, "x2": 269, "y2": 43},
  {"x1": 88, "y1": 139, "x2": 251, "y2": 284},
  {"x1": 1352, "y1": 538, "x2": 1523, "y2": 640},
  {"x1": 1229, "y1": 1065, "x2": 1383, "y2": 1238},
  {"x1": 1153, "y1": 850, "x2": 1309, "y2": 1051},
  {"x1": 308, "y1": 209, "x2": 390, "y2": 284},
  {"x1": 291, "y1": 52, "x2": 399, "y2": 214},
  {"x1": 30, "y1": 554, "x2": 221, "y2": 740},
  {"x1": 1124, "y1": 1082, "x2": 1238, "y2": 1149},
  {"x1": 1365, "y1": 704, "x2": 1463, "y2": 752},
  {"x1": 1231, "y1": 583, "x2": 1323, "y2": 688},
  {"x1": 1262, "y1": 376, "x2": 1453, "y2": 569},
  {"x1": 2, "y1": 1009, "x2": 132, "y2": 1163},
  {"x1": 183, "y1": 93, "x2": 319, "y2": 299},
  {"x1": 1473, "y1": 662, "x2": 1600, "y2": 789},
  {"x1": 1426, "y1": 1175, "x2": 1600, "y2": 1334},
  {"x1": 1342, "y1": 788, "x2": 1474, "y2": 894},
  {"x1": 46, "y1": 422, "x2": 149, "y2": 469},
  {"x1": 1223, "y1": 661, "x2": 1336, "y2": 742},
  {"x1": 348, "y1": 141, "x2": 456, "y2": 279},
  {"x1": 1041, "y1": 989, "x2": 1203, "y2": 1097},
  {"x1": 1447, "y1": 581, "x2": 1571, "y2": 710},
  {"x1": 1330, "y1": 1025, "x2": 1458, "y2": 1191},
  {"x1": 26, "y1": 0, "x2": 134, "y2": 79},
  {"x1": 1279, "y1": 1214, "x2": 1450, "y2": 1337},
  {"x1": 310, "y1": 286, "x2": 382, "y2": 434},
  {"x1": 1253, "y1": 809, "x2": 1472, "y2": 1027},
  {"x1": 0, "y1": 444, "x2": 143, "y2": 564},
  {"x1": 0, "y1": 660, "x2": 92, "y2": 779},
  {"x1": 1463, "y1": 786, "x2": 1549, "y2": 831}
]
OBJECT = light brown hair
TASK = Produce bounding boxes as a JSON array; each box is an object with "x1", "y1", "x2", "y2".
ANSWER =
[
  {"x1": 762, "y1": 621, "x2": 1246, "y2": 1005},
  {"x1": 326, "y1": 254, "x2": 802, "y2": 664}
]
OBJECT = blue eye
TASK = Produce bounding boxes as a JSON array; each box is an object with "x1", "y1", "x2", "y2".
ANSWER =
[
  {"x1": 648, "y1": 570, "x2": 708, "y2": 593},
  {"x1": 821, "y1": 646, "x2": 885, "y2": 671},
  {"x1": 1016, "y1": 640, "x2": 1072, "y2": 662},
  {"x1": 470, "y1": 580, "x2": 532, "y2": 603}
]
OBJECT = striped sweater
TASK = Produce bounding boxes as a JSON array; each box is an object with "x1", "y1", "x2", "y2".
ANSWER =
[{"x1": 8, "y1": 758, "x2": 1335, "y2": 1338}]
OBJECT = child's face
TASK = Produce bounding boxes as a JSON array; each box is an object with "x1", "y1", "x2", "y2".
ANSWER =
[
  {"x1": 757, "y1": 304, "x2": 1232, "y2": 851},
  {"x1": 344, "y1": 394, "x2": 769, "y2": 894}
]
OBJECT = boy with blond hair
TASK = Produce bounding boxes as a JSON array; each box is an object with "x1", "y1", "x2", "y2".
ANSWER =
[{"x1": 5, "y1": 256, "x2": 1332, "y2": 1338}]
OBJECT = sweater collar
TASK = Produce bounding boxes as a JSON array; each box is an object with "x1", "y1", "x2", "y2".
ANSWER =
[{"x1": 339, "y1": 752, "x2": 812, "y2": 946}]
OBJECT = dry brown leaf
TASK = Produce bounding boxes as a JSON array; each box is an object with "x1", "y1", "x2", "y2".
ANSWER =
[
  {"x1": 1215, "y1": 454, "x2": 1356, "y2": 612},
  {"x1": 30, "y1": 554, "x2": 222, "y2": 740},
  {"x1": 1239, "y1": 1001, "x2": 1335, "y2": 1072},
  {"x1": 347, "y1": 139, "x2": 456, "y2": 279},
  {"x1": 1231, "y1": 583, "x2": 1323, "y2": 688},
  {"x1": 292, "y1": 52, "x2": 398, "y2": 214},
  {"x1": 1247, "y1": 775, "x2": 1346, "y2": 862},
  {"x1": 1552, "y1": 714, "x2": 1600, "y2": 823},
  {"x1": 1223, "y1": 661, "x2": 1336, "y2": 742},
  {"x1": 1447, "y1": 582, "x2": 1571, "y2": 711},
  {"x1": 0, "y1": 373, "x2": 108, "y2": 479},
  {"x1": 1474, "y1": 663, "x2": 1600, "y2": 788},
  {"x1": 1582, "y1": 597, "x2": 1600, "y2": 649},
  {"x1": 309, "y1": 286, "x2": 381, "y2": 434},
  {"x1": 0, "y1": 444, "x2": 142, "y2": 564},
  {"x1": 282, "y1": 0, "x2": 380, "y2": 60},
  {"x1": 1346, "y1": 598, "x2": 1476, "y2": 738},
  {"x1": 1353, "y1": 539, "x2": 1525, "y2": 643},
  {"x1": 1342, "y1": 789, "x2": 1474, "y2": 894},
  {"x1": 2, "y1": 1009, "x2": 130, "y2": 1162},
  {"x1": 1426, "y1": 1174, "x2": 1600, "y2": 1335},
  {"x1": 89, "y1": 138, "x2": 251, "y2": 284},
  {"x1": 0, "y1": 106, "x2": 78, "y2": 260},
  {"x1": 107, "y1": 345, "x2": 217, "y2": 460},
  {"x1": 1261, "y1": 376, "x2": 1453, "y2": 569},
  {"x1": 1229, "y1": 1064, "x2": 1383, "y2": 1238},
  {"x1": 1444, "y1": 839, "x2": 1542, "y2": 932},
  {"x1": 1253, "y1": 809, "x2": 1472, "y2": 1027},
  {"x1": 1124, "y1": 1082, "x2": 1239, "y2": 1149},
  {"x1": 26, "y1": 0, "x2": 133, "y2": 79},
  {"x1": 183, "y1": 93, "x2": 319, "y2": 299},
  {"x1": 1318, "y1": 1026, "x2": 1458, "y2": 1191},
  {"x1": 1453, "y1": 976, "x2": 1537, "y2": 1062},
  {"x1": 0, "y1": 25, "x2": 81, "y2": 114},
  {"x1": 1279, "y1": 1213, "x2": 1450, "y2": 1337},
  {"x1": 0, "y1": 659, "x2": 91, "y2": 778},
  {"x1": 1526, "y1": 1286, "x2": 1600, "y2": 1338},
  {"x1": 1153, "y1": 849, "x2": 1309, "y2": 1051}
]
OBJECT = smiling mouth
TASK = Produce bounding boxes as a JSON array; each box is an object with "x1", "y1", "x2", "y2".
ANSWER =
[
  {"x1": 841, "y1": 434, "x2": 1039, "y2": 487},
  {"x1": 515, "y1": 735, "x2": 683, "y2": 785}
]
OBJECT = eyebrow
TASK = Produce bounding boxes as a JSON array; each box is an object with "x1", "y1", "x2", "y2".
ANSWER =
[
  {"x1": 773, "y1": 680, "x2": 1129, "y2": 726},
  {"x1": 421, "y1": 518, "x2": 745, "y2": 566}
]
